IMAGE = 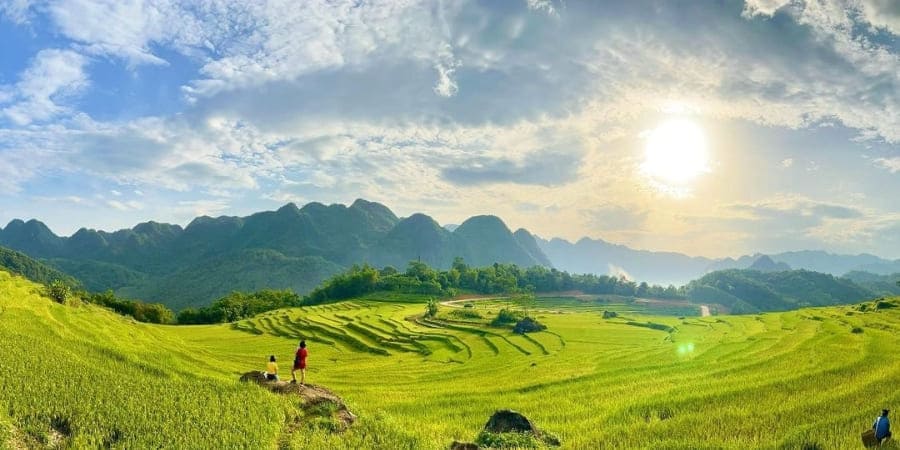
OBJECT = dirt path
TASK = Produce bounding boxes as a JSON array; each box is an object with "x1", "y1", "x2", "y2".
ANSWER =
[
  {"x1": 700, "y1": 305, "x2": 711, "y2": 317},
  {"x1": 440, "y1": 296, "x2": 508, "y2": 308}
]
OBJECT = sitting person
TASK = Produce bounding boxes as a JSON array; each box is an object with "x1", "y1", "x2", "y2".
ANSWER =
[
  {"x1": 264, "y1": 355, "x2": 279, "y2": 381},
  {"x1": 874, "y1": 409, "x2": 891, "y2": 444}
]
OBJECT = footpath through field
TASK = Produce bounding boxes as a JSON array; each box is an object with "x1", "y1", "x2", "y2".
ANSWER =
[{"x1": 439, "y1": 296, "x2": 509, "y2": 308}]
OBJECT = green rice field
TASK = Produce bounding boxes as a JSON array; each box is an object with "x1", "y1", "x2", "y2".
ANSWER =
[{"x1": 1, "y1": 270, "x2": 899, "y2": 449}]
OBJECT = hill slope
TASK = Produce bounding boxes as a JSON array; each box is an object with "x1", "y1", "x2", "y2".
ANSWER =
[
  {"x1": 3, "y1": 270, "x2": 900, "y2": 449},
  {"x1": 686, "y1": 269, "x2": 875, "y2": 313},
  {"x1": 844, "y1": 271, "x2": 900, "y2": 296},
  {"x1": 0, "y1": 246, "x2": 77, "y2": 286},
  {"x1": 118, "y1": 249, "x2": 343, "y2": 311}
]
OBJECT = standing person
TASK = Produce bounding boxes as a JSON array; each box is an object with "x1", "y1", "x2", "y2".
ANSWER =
[
  {"x1": 291, "y1": 340, "x2": 308, "y2": 385},
  {"x1": 874, "y1": 409, "x2": 891, "y2": 444},
  {"x1": 265, "y1": 355, "x2": 279, "y2": 381}
]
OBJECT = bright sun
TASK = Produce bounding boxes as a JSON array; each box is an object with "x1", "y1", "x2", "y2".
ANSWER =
[{"x1": 641, "y1": 118, "x2": 710, "y2": 188}]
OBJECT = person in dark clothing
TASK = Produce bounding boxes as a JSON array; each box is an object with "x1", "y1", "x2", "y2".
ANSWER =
[{"x1": 874, "y1": 409, "x2": 892, "y2": 444}]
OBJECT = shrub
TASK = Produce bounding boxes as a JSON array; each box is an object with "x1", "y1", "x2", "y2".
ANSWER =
[
  {"x1": 513, "y1": 317, "x2": 546, "y2": 334},
  {"x1": 85, "y1": 290, "x2": 175, "y2": 324},
  {"x1": 44, "y1": 280, "x2": 71, "y2": 304},
  {"x1": 851, "y1": 327, "x2": 864, "y2": 334},
  {"x1": 176, "y1": 289, "x2": 300, "y2": 324},
  {"x1": 425, "y1": 298, "x2": 439, "y2": 318},
  {"x1": 491, "y1": 308, "x2": 522, "y2": 327}
]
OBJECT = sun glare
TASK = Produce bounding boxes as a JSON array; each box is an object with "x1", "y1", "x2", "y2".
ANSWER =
[{"x1": 641, "y1": 119, "x2": 710, "y2": 191}]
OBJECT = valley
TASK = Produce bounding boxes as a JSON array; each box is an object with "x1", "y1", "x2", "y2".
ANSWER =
[{"x1": 2, "y1": 270, "x2": 898, "y2": 449}]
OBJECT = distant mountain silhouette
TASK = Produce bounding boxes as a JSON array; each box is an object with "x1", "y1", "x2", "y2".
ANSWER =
[
  {"x1": 539, "y1": 237, "x2": 900, "y2": 285},
  {"x1": 0, "y1": 200, "x2": 549, "y2": 309},
  {"x1": 536, "y1": 237, "x2": 712, "y2": 286},
  {"x1": 706, "y1": 250, "x2": 900, "y2": 275},
  {"x1": 748, "y1": 255, "x2": 791, "y2": 272}
]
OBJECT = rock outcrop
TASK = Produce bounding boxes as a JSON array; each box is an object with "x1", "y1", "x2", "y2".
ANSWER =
[{"x1": 239, "y1": 371, "x2": 356, "y2": 428}]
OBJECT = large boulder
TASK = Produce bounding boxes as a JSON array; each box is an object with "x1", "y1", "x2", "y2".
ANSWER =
[
  {"x1": 239, "y1": 371, "x2": 356, "y2": 428},
  {"x1": 480, "y1": 410, "x2": 560, "y2": 447},
  {"x1": 483, "y1": 410, "x2": 536, "y2": 434}
]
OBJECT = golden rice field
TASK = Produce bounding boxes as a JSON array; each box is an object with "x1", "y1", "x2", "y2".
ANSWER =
[{"x1": 1, "y1": 270, "x2": 899, "y2": 449}]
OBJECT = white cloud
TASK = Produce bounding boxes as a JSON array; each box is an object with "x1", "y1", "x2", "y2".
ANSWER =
[
  {"x1": 525, "y1": 0, "x2": 560, "y2": 16},
  {"x1": 0, "y1": 115, "x2": 262, "y2": 195},
  {"x1": 106, "y1": 199, "x2": 143, "y2": 211},
  {"x1": 1, "y1": 49, "x2": 88, "y2": 125},
  {"x1": 0, "y1": 0, "x2": 34, "y2": 23},
  {"x1": 172, "y1": 199, "x2": 231, "y2": 218},
  {"x1": 43, "y1": 0, "x2": 207, "y2": 66},
  {"x1": 742, "y1": 0, "x2": 791, "y2": 17},
  {"x1": 184, "y1": 0, "x2": 461, "y2": 98},
  {"x1": 781, "y1": 158, "x2": 794, "y2": 168},
  {"x1": 433, "y1": 42, "x2": 460, "y2": 98},
  {"x1": 858, "y1": 0, "x2": 900, "y2": 34},
  {"x1": 742, "y1": 0, "x2": 900, "y2": 34},
  {"x1": 26, "y1": 1, "x2": 464, "y2": 99},
  {"x1": 873, "y1": 157, "x2": 900, "y2": 173}
]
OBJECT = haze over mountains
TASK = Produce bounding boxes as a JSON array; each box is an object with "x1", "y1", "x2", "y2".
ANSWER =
[
  {"x1": 538, "y1": 237, "x2": 900, "y2": 285},
  {"x1": 1, "y1": 199, "x2": 898, "y2": 309}
]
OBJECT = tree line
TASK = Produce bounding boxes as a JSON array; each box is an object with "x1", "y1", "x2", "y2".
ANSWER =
[
  {"x1": 44, "y1": 258, "x2": 684, "y2": 325},
  {"x1": 303, "y1": 258, "x2": 684, "y2": 304},
  {"x1": 32, "y1": 257, "x2": 900, "y2": 325}
]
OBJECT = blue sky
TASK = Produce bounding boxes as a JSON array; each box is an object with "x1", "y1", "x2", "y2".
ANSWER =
[{"x1": 0, "y1": 0, "x2": 898, "y2": 258}]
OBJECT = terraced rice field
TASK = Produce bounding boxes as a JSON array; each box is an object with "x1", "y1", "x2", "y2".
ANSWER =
[
  {"x1": 2, "y1": 271, "x2": 900, "y2": 449},
  {"x1": 447, "y1": 295, "x2": 702, "y2": 317}
]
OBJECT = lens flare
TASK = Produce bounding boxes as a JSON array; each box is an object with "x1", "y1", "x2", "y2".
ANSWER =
[{"x1": 677, "y1": 342, "x2": 695, "y2": 355}]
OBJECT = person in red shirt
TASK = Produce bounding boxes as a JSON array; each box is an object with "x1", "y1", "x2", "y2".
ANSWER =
[{"x1": 291, "y1": 340, "x2": 308, "y2": 385}]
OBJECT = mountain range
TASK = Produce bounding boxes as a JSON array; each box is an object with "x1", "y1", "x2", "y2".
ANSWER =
[
  {"x1": 1, "y1": 198, "x2": 897, "y2": 309},
  {"x1": 537, "y1": 237, "x2": 900, "y2": 285},
  {"x1": 0, "y1": 199, "x2": 548, "y2": 309}
]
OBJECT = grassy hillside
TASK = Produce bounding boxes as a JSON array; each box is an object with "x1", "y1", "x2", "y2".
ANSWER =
[
  {"x1": 117, "y1": 249, "x2": 344, "y2": 311},
  {"x1": 0, "y1": 246, "x2": 77, "y2": 287},
  {"x1": 687, "y1": 269, "x2": 874, "y2": 313},
  {"x1": 2, "y1": 271, "x2": 899, "y2": 449},
  {"x1": 845, "y1": 271, "x2": 900, "y2": 296},
  {"x1": 44, "y1": 257, "x2": 147, "y2": 292},
  {"x1": 0, "y1": 271, "x2": 417, "y2": 449}
]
